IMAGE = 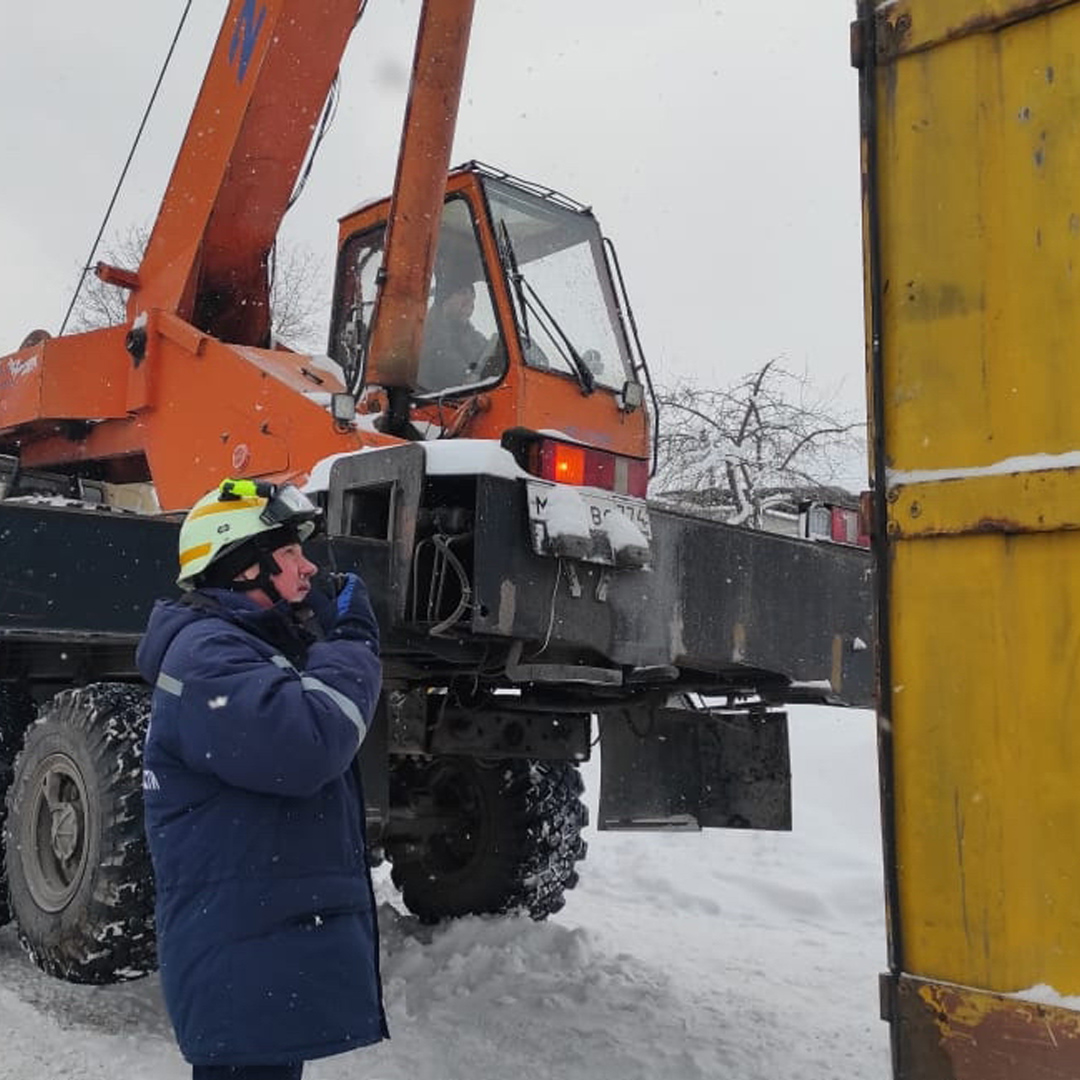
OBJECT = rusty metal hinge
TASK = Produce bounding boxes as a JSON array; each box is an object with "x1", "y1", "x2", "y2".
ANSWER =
[
  {"x1": 880, "y1": 970, "x2": 899, "y2": 1022},
  {"x1": 850, "y1": 18, "x2": 866, "y2": 68}
]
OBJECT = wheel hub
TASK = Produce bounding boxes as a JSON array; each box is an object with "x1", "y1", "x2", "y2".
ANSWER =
[
  {"x1": 23, "y1": 752, "x2": 91, "y2": 913},
  {"x1": 50, "y1": 801, "x2": 79, "y2": 861}
]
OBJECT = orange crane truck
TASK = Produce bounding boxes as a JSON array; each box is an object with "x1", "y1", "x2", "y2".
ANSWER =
[{"x1": 0, "y1": 0, "x2": 873, "y2": 985}]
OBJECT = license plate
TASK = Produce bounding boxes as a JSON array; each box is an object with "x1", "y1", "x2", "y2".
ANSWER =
[{"x1": 525, "y1": 480, "x2": 652, "y2": 563}]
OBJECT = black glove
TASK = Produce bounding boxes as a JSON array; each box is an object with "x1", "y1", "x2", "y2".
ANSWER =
[
  {"x1": 329, "y1": 572, "x2": 380, "y2": 653},
  {"x1": 300, "y1": 584, "x2": 337, "y2": 637}
]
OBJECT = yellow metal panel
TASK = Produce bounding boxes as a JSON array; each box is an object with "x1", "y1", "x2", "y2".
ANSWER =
[
  {"x1": 876, "y1": 0, "x2": 1076, "y2": 57},
  {"x1": 888, "y1": 467, "x2": 1080, "y2": 537},
  {"x1": 878, "y1": 6, "x2": 1080, "y2": 477},
  {"x1": 890, "y1": 531, "x2": 1080, "y2": 990}
]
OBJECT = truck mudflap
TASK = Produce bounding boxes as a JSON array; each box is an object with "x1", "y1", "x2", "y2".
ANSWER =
[
  {"x1": 883, "y1": 973, "x2": 1080, "y2": 1080},
  {"x1": 325, "y1": 446, "x2": 875, "y2": 706},
  {"x1": 598, "y1": 700, "x2": 790, "y2": 832}
]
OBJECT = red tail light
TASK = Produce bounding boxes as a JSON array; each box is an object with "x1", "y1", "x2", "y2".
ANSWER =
[
  {"x1": 521, "y1": 436, "x2": 648, "y2": 497},
  {"x1": 541, "y1": 441, "x2": 586, "y2": 486},
  {"x1": 802, "y1": 500, "x2": 871, "y2": 548},
  {"x1": 830, "y1": 507, "x2": 855, "y2": 544},
  {"x1": 858, "y1": 490, "x2": 873, "y2": 542}
]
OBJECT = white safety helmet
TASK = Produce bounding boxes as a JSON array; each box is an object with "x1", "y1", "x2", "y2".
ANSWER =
[{"x1": 176, "y1": 478, "x2": 321, "y2": 591}]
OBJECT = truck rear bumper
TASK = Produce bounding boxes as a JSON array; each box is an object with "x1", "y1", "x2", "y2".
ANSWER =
[
  {"x1": 326, "y1": 446, "x2": 875, "y2": 706},
  {"x1": 473, "y1": 476, "x2": 875, "y2": 704}
]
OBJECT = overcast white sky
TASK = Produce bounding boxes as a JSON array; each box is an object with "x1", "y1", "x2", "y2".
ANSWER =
[{"x1": 0, "y1": 1, "x2": 866, "y2": 451}]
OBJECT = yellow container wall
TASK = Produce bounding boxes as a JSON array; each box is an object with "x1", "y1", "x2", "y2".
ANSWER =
[
  {"x1": 891, "y1": 532, "x2": 1080, "y2": 988},
  {"x1": 872, "y1": 0, "x2": 1080, "y2": 993},
  {"x1": 880, "y1": 6, "x2": 1080, "y2": 476}
]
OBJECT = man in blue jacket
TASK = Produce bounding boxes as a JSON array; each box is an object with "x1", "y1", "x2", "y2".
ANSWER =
[{"x1": 137, "y1": 478, "x2": 388, "y2": 1080}]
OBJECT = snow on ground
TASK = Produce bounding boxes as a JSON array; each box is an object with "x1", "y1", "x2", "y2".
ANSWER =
[{"x1": 0, "y1": 706, "x2": 890, "y2": 1080}]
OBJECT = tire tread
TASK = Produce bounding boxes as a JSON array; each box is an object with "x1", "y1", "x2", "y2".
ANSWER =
[{"x1": 3, "y1": 683, "x2": 156, "y2": 984}]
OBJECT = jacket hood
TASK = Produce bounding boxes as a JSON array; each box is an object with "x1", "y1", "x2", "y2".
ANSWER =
[
  {"x1": 135, "y1": 598, "x2": 207, "y2": 684},
  {"x1": 136, "y1": 590, "x2": 268, "y2": 682}
]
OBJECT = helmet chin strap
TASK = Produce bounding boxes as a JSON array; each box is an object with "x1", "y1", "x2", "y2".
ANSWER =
[{"x1": 228, "y1": 548, "x2": 285, "y2": 604}]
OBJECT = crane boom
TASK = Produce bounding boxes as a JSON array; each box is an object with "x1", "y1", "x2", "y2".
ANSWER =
[
  {"x1": 131, "y1": 0, "x2": 363, "y2": 346},
  {"x1": 365, "y1": 0, "x2": 475, "y2": 416}
]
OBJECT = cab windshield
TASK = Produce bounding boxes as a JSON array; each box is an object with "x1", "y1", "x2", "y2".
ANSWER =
[
  {"x1": 328, "y1": 175, "x2": 635, "y2": 397},
  {"x1": 482, "y1": 176, "x2": 634, "y2": 392}
]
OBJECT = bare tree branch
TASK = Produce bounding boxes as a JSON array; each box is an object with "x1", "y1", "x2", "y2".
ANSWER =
[
  {"x1": 778, "y1": 422, "x2": 866, "y2": 474},
  {"x1": 652, "y1": 358, "x2": 867, "y2": 527}
]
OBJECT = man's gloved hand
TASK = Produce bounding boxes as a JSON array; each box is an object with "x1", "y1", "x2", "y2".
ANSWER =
[
  {"x1": 329, "y1": 572, "x2": 380, "y2": 653},
  {"x1": 301, "y1": 584, "x2": 337, "y2": 636}
]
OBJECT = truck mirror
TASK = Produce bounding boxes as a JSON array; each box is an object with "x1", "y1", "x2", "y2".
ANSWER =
[
  {"x1": 331, "y1": 392, "x2": 357, "y2": 425},
  {"x1": 620, "y1": 381, "x2": 644, "y2": 412}
]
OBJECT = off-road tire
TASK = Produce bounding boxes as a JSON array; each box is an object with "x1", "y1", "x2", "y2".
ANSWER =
[
  {"x1": 387, "y1": 756, "x2": 588, "y2": 922},
  {"x1": 3, "y1": 683, "x2": 156, "y2": 983},
  {"x1": 0, "y1": 683, "x2": 37, "y2": 927}
]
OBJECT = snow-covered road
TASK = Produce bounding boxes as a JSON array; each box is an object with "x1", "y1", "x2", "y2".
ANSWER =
[{"x1": 0, "y1": 706, "x2": 890, "y2": 1079}]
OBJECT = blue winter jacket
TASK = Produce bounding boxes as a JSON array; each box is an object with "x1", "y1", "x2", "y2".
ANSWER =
[{"x1": 136, "y1": 586, "x2": 388, "y2": 1066}]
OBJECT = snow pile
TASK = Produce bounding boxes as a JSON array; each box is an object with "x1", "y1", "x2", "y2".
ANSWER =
[
  {"x1": 372, "y1": 910, "x2": 711, "y2": 1080},
  {"x1": 1009, "y1": 983, "x2": 1080, "y2": 1010},
  {"x1": 0, "y1": 706, "x2": 889, "y2": 1079},
  {"x1": 602, "y1": 505, "x2": 649, "y2": 555}
]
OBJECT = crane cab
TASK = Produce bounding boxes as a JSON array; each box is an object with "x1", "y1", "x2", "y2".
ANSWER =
[{"x1": 328, "y1": 164, "x2": 652, "y2": 464}]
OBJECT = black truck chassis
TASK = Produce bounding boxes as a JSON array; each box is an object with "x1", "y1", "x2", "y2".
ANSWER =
[{"x1": 0, "y1": 448, "x2": 873, "y2": 983}]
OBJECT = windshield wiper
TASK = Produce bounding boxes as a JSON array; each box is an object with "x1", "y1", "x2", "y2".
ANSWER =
[{"x1": 498, "y1": 221, "x2": 533, "y2": 345}]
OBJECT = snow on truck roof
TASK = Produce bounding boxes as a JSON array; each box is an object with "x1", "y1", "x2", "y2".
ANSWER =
[{"x1": 304, "y1": 440, "x2": 528, "y2": 494}]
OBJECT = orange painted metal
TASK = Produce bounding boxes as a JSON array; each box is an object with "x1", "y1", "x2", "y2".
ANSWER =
[
  {"x1": 365, "y1": 0, "x2": 477, "y2": 393},
  {"x1": 95, "y1": 263, "x2": 140, "y2": 292},
  {"x1": 0, "y1": 328, "x2": 132, "y2": 429},
  {"x1": 7, "y1": 321, "x2": 396, "y2": 511},
  {"x1": 132, "y1": 0, "x2": 363, "y2": 345}
]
